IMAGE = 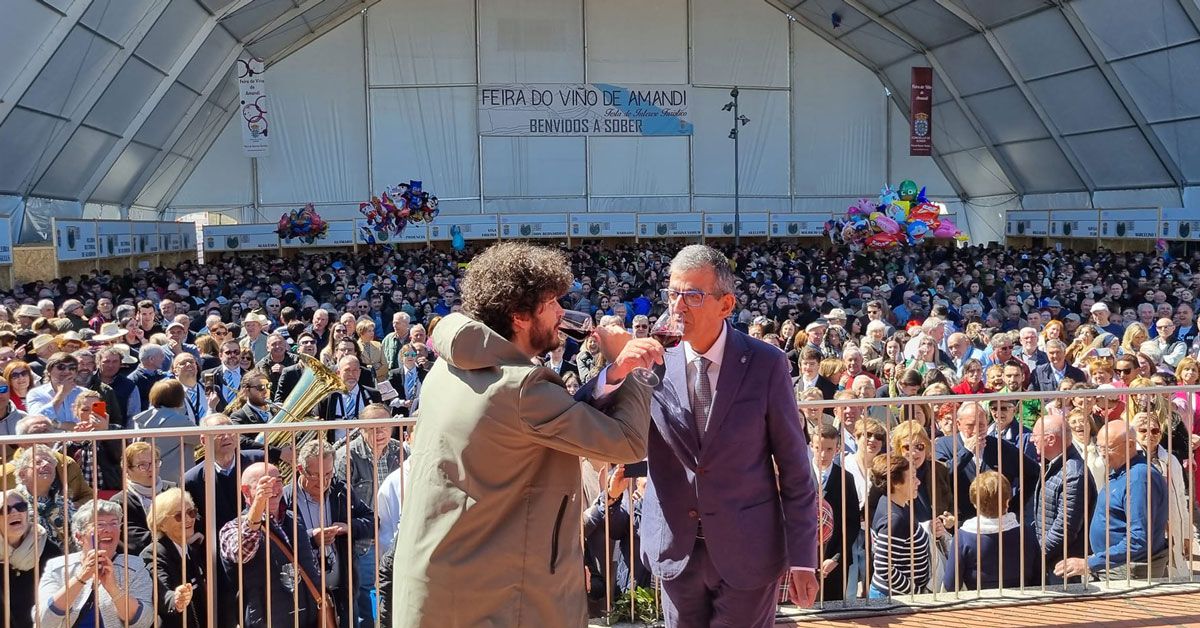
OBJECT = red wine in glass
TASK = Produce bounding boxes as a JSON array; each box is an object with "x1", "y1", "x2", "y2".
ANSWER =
[
  {"x1": 651, "y1": 330, "x2": 683, "y2": 349},
  {"x1": 560, "y1": 327, "x2": 592, "y2": 342},
  {"x1": 629, "y1": 311, "x2": 685, "y2": 387},
  {"x1": 559, "y1": 310, "x2": 594, "y2": 342}
]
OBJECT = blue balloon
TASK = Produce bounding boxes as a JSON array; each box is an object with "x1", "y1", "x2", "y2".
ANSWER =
[
  {"x1": 450, "y1": 225, "x2": 466, "y2": 251},
  {"x1": 907, "y1": 219, "x2": 929, "y2": 238}
]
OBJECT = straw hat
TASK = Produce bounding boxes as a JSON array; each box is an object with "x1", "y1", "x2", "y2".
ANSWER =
[
  {"x1": 16, "y1": 304, "x2": 40, "y2": 319},
  {"x1": 55, "y1": 331, "x2": 85, "y2": 349},
  {"x1": 243, "y1": 312, "x2": 269, "y2": 326},
  {"x1": 93, "y1": 322, "x2": 124, "y2": 342},
  {"x1": 108, "y1": 344, "x2": 138, "y2": 365},
  {"x1": 30, "y1": 334, "x2": 58, "y2": 352}
]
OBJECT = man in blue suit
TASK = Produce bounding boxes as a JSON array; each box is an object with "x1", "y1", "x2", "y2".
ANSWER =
[{"x1": 636, "y1": 245, "x2": 819, "y2": 626}]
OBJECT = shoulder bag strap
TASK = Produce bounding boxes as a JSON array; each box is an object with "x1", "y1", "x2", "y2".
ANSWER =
[{"x1": 267, "y1": 530, "x2": 326, "y2": 605}]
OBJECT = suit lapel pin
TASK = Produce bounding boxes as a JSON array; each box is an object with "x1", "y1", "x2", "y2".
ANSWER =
[{"x1": 740, "y1": 356, "x2": 747, "y2": 364}]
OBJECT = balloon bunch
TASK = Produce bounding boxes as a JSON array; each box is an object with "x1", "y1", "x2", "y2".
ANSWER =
[
  {"x1": 276, "y1": 203, "x2": 328, "y2": 244},
  {"x1": 358, "y1": 180, "x2": 439, "y2": 242},
  {"x1": 825, "y1": 179, "x2": 967, "y2": 251}
]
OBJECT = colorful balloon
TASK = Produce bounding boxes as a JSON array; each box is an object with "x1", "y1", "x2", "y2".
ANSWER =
[
  {"x1": 898, "y1": 179, "x2": 918, "y2": 201},
  {"x1": 866, "y1": 232, "x2": 903, "y2": 249},
  {"x1": 359, "y1": 181, "x2": 441, "y2": 240},
  {"x1": 875, "y1": 215, "x2": 901, "y2": 234},
  {"x1": 907, "y1": 219, "x2": 929, "y2": 239},
  {"x1": 933, "y1": 219, "x2": 960, "y2": 239}
]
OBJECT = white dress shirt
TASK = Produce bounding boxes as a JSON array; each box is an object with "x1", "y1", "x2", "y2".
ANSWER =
[{"x1": 677, "y1": 323, "x2": 728, "y2": 416}]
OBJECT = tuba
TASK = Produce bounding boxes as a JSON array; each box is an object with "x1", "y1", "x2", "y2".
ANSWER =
[
  {"x1": 261, "y1": 352, "x2": 348, "y2": 476},
  {"x1": 195, "y1": 352, "x2": 348, "y2": 476}
]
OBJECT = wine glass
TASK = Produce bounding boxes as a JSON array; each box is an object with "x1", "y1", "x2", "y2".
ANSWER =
[
  {"x1": 626, "y1": 310, "x2": 684, "y2": 387},
  {"x1": 558, "y1": 310, "x2": 595, "y2": 343}
]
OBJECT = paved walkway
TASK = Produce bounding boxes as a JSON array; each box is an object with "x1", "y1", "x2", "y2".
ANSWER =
[{"x1": 789, "y1": 590, "x2": 1200, "y2": 627}]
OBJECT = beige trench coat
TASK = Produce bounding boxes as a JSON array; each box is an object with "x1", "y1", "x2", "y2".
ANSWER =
[{"x1": 391, "y1": 313, "x2": 651, "y2": 627}]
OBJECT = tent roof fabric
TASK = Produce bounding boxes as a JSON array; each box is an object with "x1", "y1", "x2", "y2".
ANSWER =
[
  {"x1": 0, "y1": 0, "x2": 376, "y2": 211},
  {"x1": 1, "y1": 0, "x2": 1198, "y2": 212},
  {"x1": 769, "y1": 0, "x2": 1200, "y2": 198}
]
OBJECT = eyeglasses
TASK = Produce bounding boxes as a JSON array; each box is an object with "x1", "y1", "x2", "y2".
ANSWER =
[
  {"x1": 1115, "y1": 368, "x2": 1132, "y2": 374},
  {"x1": 995, "y1": 404, "x2": 1016, "y2": 412},
  {"x1": 402, "y1": 352, "x2": 418, "y2": 358},
  {"x1": 1136, "y1": 427, "x2": 1162, "y2": 436},
  {"x1": 2, "y1": 501, "x2": 29, "y2": 514},
  {"x1": 222, "y1": 350, "x2": 240, "y2": 356},
  {"x1": 9, "y1": 370, "x2": 27, "y2": 378},
  {"x1": 859, "y1": 432, "x2": 886, "y2": 443},
  {"x1": 661, "y1": 289, "x2": 721, "y2": 308},
  {"x1": 53, "y1": 364, "x2": 77, "y2": 372},
  {"x1": 247, "y1": 384, "x2": 267, "y2": 391},
  {"x1": 211, "y1": 329, "x2": 228, "y2": 336},
  {"x1": 172, "y1": 508, "x2": 199, "y2": 522},
  {"x1": 902, "y1": 442, "x2": 927, "y2": 453}
]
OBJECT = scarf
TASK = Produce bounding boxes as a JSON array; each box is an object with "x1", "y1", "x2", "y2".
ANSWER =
[
  {"x1": 4, "y1": 523, "x2": 48, "y2": 571},
  {"x1": 127, "y1": 479, "x2": 162, "y2": 510}
]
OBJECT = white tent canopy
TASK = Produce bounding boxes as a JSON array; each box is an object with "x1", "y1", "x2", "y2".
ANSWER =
[{"x1": 1, "y1": 0, "x2": 1198, "y2": 244}]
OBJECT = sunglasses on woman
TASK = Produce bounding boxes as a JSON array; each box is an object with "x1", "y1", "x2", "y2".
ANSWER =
[
  {"x1": 172, "y1": 508, "x2": 199, "y2": 522},
  {"x1": 2, "y1": 501, "x2": 29, "y2": 514}
]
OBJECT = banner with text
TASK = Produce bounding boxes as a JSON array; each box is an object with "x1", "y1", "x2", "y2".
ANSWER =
[
  {"x1": 236, "y1": 58, "x2": 269, "y2": 157},
  {"x1": 54, "y1": 219, "x2": 97, "y2": 262},
  {"x1": 479, "y1": 84, "x2": 693, "y2": 136},
  {"x1": 910, "y1": 67, "x2": 933, "y2": 157},
  {"x1": 0, "y1": 218, "x2": 12, "y2": 265}
]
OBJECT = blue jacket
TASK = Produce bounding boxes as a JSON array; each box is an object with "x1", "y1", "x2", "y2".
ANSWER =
[
  {"x1": 127, "y1": 367, "x2": 166, "y2": 411},
  {"x1": 934, "y1": 434, "x2": 1038, "y2": 520},
  {"x1": 1086, "y1": 453, "x2": 1167, "y2": 572},
  {"x1": 1027, "y1": 445, "x2": 1095, "y2": 563},
  {"x1": 943, "y1": 513, "x2": 1041, "y2": 591}
]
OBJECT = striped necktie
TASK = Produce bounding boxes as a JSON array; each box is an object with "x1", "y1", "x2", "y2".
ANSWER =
[{"x1": 690, "y1": 356, "x2": 713, "y2": 434}]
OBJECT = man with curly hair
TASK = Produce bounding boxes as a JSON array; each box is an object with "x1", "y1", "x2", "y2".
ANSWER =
[{"x1": 390, "y1": 242, "x2": 661, "y2": 627}]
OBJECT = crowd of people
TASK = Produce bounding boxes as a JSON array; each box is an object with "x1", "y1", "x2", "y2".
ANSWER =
[{"x1": 0, "y1": 239, "x2": 1198, "y2": 626}]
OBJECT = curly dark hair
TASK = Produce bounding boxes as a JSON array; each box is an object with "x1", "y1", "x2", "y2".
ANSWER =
[{"x1": 461, "y1": 243, "x2": 572, "y2": 340}]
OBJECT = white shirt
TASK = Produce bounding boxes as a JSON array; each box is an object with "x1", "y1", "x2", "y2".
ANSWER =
[
  {"x1": 675, "y1": 323, "x2": 728, "y2": 414},
  {"x1": 376, "y1": 462, "x2": 411, "y2": 555}
]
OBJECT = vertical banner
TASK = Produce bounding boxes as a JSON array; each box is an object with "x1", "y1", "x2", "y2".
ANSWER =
[
  {"x1": 236, "y1": 58, "x2": 269, "y2": 157},
  {"x1": 910, "y1": 66, "x2": 933, "y2": 157}
]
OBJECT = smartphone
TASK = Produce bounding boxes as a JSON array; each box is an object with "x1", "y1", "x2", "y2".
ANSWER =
[
  {"x1": 623, "y1": 461, "x2": 648, "y2": 478},
  {"x1": 91, "y1": 401, "x2": 106, "y2": 416},
  {"x1": 202, "y1": 371, "x2": 217, "y2": 390}
]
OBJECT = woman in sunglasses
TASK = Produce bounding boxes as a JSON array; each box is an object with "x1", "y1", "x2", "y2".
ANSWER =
[
  {"x1": 0, "y1": 489, "x2": 62, "y2": 628},
  {"x1": 4, "y1": 360, "x2": 32, "y2": 412},
  {"x1": 141, "y1": 488, "x2": 206, "y2": 628},
  {"x1": 888, "y1": 420, "x2": 953, "y2": 529},
  {"x1": 1131, "y1": 411, "x2": 1189, "y2": 579},
  {"x1": 319, "y1": 323, "x2": 350, "y2": 368}
]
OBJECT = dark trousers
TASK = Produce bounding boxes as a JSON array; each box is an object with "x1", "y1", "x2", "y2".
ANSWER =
[{"x1": 660, "y1": 537, "x2": 778, "y2": 628}]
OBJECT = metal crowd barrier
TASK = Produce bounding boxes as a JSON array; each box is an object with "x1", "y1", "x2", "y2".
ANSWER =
[{"x1": 0, "y1": 386, "x2": 1197, "y2": 627}]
